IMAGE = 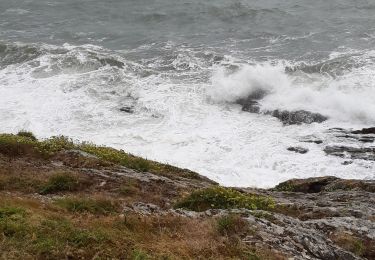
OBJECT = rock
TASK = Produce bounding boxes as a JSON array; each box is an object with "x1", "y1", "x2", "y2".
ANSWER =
[
  {"x1": 274, "y1": 176, "x2": 340, "y2": 193},
  {"x1": 274, "y1": 176, "x2": 375, "y2": 193},
  {"x1": 119, "y1": 106, "x2": 134, "y2": 113},
  {"x1": 268, "y1": 109, "x2": 328, "y2": 125},
  {"x1": 236, "y1": 91, "x2": 328, "y2": 125},
  {"x1": 351, "y1": 127, "x2": 375, "y2": 135},
  {"x1": 324, "y1": 145, "x2": 375, "y2": 161},
  {"x1": 236, "y1": 89, "x2": 268, "y2": 113},
  {"x1": 287, "y1": 146, "x2": 309, "y2": 154}
]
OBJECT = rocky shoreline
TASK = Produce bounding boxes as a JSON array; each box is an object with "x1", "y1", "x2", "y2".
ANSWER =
[{"x1": 0, "y1": 132, "x2": 374, "y2": 259}]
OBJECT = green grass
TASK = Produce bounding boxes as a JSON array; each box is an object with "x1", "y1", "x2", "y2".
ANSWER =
[
  {"x1": 0, "y1": 133, "x2": 203, "y2": 179},
  {"x1": 55, "y1": 197, "x2": 119, "y2": 215},
  {"x1": 174, "y1": 186, "x2": 275, "y2": 212},
  {"x1": 39, "y1": 172, "x2": 80, "y2": 194},
  {"x1": 216, "y1": 214, "x2": 248, "y2": 236}
]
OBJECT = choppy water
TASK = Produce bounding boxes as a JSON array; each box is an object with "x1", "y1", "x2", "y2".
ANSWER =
[{"x1": 1, "y1": 0, "x2": 375, "y2": 187}]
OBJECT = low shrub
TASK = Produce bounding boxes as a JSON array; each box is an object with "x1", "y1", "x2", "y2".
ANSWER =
[
  {"x1": 55, "y1": 197, "x2": 119, "y2": 215},
  {"x1": 216, "y1": 214, "x2": 248, "y2": 236},
  {"x1": 174, "y1": 186, "x2": 275, "y2": 211},
  {"x1": 17, "y1": 131, "x2": 37, "y2": 141},
  {"x1": 39, "y1": 172, "x2": 80, "y2": 194}
]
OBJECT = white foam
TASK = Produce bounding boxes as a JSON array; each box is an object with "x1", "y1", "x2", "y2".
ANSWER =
[{"x1": 0, "y1": 44, "x2": 374, "y2": 188}]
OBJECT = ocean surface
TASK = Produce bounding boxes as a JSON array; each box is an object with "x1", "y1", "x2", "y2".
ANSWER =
[{"x1": 1, "y1": 0, "x2": 375, "y2": 187}]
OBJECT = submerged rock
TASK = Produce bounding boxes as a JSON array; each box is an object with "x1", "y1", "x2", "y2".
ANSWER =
[
  {"x1": 119, "y1": 106, "x2": 134, "y2": 113},
  {"x1": 352, "y1": 127, "x2": 375, "y2": 135},
  {"x1": 324, "y1": 145, "x2": 375, "y2": 161},
  {"x1": 287, "y1": 146, "x2": 309, "y2": 154},
  {"x1": 236, "y1": 91, "x2": 328, "y2": 125},
  {"x1": 268, "y1": 109, "x2": 328, "y2": 125}
]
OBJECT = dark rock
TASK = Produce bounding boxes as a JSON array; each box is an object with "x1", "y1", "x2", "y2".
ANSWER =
[
  {"x1": 236, "y1": 89, "x2": 268, "y2": 114},
  {"x1": 236, "y1": 91, "x2": 328, "y2": 125},
  {"x1": 268, "y1": 109, "x2": 328, "y2": 125},
  {"x1": 274, "y1": 176, "x2": 375, "y2": 193},
  {"x1": 274, "y1": 176, "x2": 339, "y2": 193},
  {"x1": 324, "y1": 145, "x2": 375, "y2": 161},
  {"x1": 351, "y1": 127, "x2": 375, "y2": 135},
  {"x1": 119, "y1": 106, "x2": 134, "y2": 113},
  {"x1": 287, "y1": 146, "x2": 309, "y2": 154}
]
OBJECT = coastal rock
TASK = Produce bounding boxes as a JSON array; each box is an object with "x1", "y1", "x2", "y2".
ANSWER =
[
  {"x1": 324, "y1": 145, "x2": 375, "y2": 161},
  {"x1": 274, "y1": 176, "x2": 375, "y2": 193},
  {"x1": 236, "y1": 92, "x2": 328, "y2": 125},
  {"x1": 287, "y1": 146, "x2": 309, "y2": 154},
  {"x1": 268, "y1": 109, "x2": 328, "y2": 125},
  {"x1": 119, "y1": 106, "x2": 134, "y2": 113},
  {"x1": 352, "y1": 127, "x2": 375, "y2": 135}
]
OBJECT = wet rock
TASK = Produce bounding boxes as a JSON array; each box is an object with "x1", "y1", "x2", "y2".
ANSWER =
[
  {"x1": 287, "y1": 146, "x2": 309, "y2": 154},
  {"x1": 328, "y1": 128, "x2": 375, "y2": 143},
  {"x1": 236, "y1": 91, "x2": 328, "y2": 125},
  {"x1": 324, "y1": 145, "x2": 375, "y2": 161},
  {"x1": 236, "y1": 89, "x2": 267, "y2": 114},
  {"x1": 268, "y1": 109, "x2": 328, "y2": 125},
  {"x1": 119, "y1": 106, "x2": 134, "y2": 113},
  {"x1": 352, "y1": 127, "x2": 375, "y2": 135}
]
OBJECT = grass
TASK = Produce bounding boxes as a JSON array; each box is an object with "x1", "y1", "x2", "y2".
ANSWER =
[
  {"x1": 55, "y1": 197, "x2": 119, "y2": 215},
  {"x1": 39, "y1": 172, "x2": 80, "y2": 194},
  {"x1": 0, "y1": 132, "x2": 204, "y2": 180},
  {"x1": 215, "y1": 214, "x2": 249, "y2": 236},
  {"x1": 174, "y1": 186, "x2": 275, "y2": 212},
  {"x1": 0, "y1": 196, "x2": 281, "y2": 259}
]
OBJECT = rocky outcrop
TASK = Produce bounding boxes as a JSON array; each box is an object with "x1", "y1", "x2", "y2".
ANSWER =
[
  {"x1": 274, "y1": 176, "x2": 375, "y2": 193},
  {"x1": 236, "y1": 91, "x2": 328, "y2": 125},
  {"x1": 324, "y1": 146, "x2": 375, "y2": 161}
]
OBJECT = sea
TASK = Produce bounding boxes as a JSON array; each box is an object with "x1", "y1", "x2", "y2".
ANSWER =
[{"x1": 1, "y1": 0, "x2": 375, "y2": 187}]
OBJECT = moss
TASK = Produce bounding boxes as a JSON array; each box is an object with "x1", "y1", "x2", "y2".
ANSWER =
[
  {"x1": 174, "y1": 186, "x2": 275, "y2": 212},
  {"x1": 55, "y1": 197, "x2": 119, "y2": 215},
  {"x1": 39, "y1": 172, "x2": 80, "y2": 194}
]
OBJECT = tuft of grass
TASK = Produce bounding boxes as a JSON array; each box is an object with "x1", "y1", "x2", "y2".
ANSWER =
[
  {"x1": 174, "y1": 186, "x2": 275, "y2": 212},
  {"x1": 132, "y1": 249, "x2": 150, "y2": 260},
  {"x1": 55, "y1": 197, "x2": 119, "y2": 215},
  {"x1": 39, "y1": 172, "x2": 80, "y2": 194},
  {"x1": 216, "y1": 214, "x2": 249, "y2": 236}
]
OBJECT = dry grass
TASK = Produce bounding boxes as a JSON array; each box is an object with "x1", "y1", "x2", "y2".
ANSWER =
[{"x1": 0, "y1": 195, "x2": 280, "y2": 259}]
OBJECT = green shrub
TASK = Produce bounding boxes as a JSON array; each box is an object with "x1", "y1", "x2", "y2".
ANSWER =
[
  {"x1": 17, "y1": 131, "x2": 37, "y2": 141},
  {"x1": 216, "y1": 214, "x2": 248, "y2": 236},
  {"x1": 174, "y1": 186, "x2": 275, "y2": 212},
  {"x1": 55, "y1": 197, "x2": 118, "y2": 214},
  {"x1": 39, "y1": 173, "x2": 79, "y2": 194}
]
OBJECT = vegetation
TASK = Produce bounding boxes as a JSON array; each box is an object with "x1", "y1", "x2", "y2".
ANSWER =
[
  {"x1": 55, "y1": 197, "x2": 119, "y2": 215},
  {"x1": 0, "y1": 132, "x2": 204, "y2": 180},
  {"x1": 215, "y1": 214, "x2": 250, "y2": 236},
  {"x1": 39, "y1": 172, "x2": 80, "y2": 194},
  {"x1": 174, "y1": 186, "x2": 275, "y2": 211},
  {"x1": 0, "y1": 131, "x2": 283, "y2": 259}
]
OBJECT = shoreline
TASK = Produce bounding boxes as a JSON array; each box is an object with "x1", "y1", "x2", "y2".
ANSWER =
[{"x1": 0, "y1": 132, "x2": 374, "y2": 259}]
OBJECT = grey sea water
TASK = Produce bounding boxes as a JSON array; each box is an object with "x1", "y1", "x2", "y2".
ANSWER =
[{"x1": 1, "y1": 0, "x2": 375, "y2": 187}]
